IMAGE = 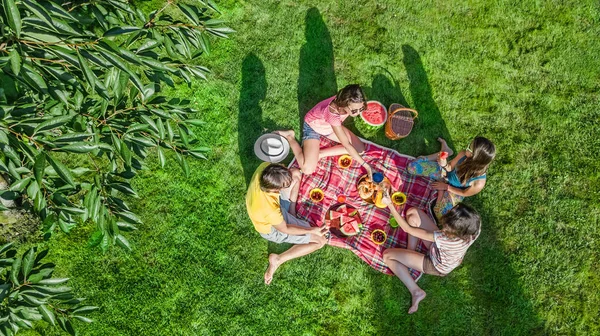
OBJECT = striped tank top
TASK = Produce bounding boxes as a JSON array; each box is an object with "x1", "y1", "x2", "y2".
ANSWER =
[{"x1": 429, "y1": 230, "x2": 480, "y2": 274}]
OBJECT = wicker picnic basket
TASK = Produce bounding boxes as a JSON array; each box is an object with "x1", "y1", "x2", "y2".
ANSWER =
[{"x1": 385, "y1": 103, "x2": 418, "y2": 140}]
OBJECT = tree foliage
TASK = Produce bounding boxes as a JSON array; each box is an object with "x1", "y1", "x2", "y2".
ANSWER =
[
  {"x1": 0, "y1": 243, "x2": 97, "y2": 335},
  {"x1": 0, "y1": 0, "x2": 233, "y2": 250}
]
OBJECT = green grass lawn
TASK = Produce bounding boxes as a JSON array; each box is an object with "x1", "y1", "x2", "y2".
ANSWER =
[{"x1": 22, "y1": 0, "x2": 600, "y2": 335}]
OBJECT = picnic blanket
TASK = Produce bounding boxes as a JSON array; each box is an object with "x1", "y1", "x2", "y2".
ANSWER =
[{"x1": 290, "y1": 138, "x2": 437, "y2": 280}]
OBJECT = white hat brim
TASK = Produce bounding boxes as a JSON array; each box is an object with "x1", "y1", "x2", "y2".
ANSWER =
[{"x1": 253, "y1": 134, "x2": 290, "y2": 163}]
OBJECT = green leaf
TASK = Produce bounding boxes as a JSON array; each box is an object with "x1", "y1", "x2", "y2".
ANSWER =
[
  {"x1": 10, "y1": 256, "x2": 21, "y2": 285},
  {"x1": 22, "y1": 0, "x2": 57, "y2": 32},
  {"x1": 0, "y1": 283, "x2": 10, "y2": 302},
  {"x1": 73, "y1": 315, "x2": 93, "y2": 323},
  {"x1": 38, "y1": 305, "x2": 56, "y2": 326},
  {"x1": 57, "y1": 317, "x2": 76, "y2": 336},
  {"x1": 156, "y1": 118, "x2": 165, "y2": 139},
  {"x1": 3, "y1": 0, "x2": 21, "y2": 37},
  {"x1": 33, "y1": 153, "x2": 45, "y2": 184},
  {"x1": 58, "y1": 142, "x2": 99, "y2": 153},
  {"x1": 115, "y1": 234, "x2": 131, "y2": 251},
  {"x1": 166, "y1": 121, "x2": 174, "y2": 142},
  {"x1": 26, "y1": 179, "x2": 39, "y2": 199},
  {"x1": 36, "y1": 278, "x2": 69, "y2": 285},
  {"x1": 8, "y1": 49, "x2": 20, "y2": 75},
  {"x1": 34, "y1": 115, "x2": 73, "y2": 133},
  {"x1": 77, "y1": 49, "x2": 96, "y2": 90},
  {"x1": 157, "y1": 146, "x2": 165, "y2": 168},
  {"x1": 0, "y1": 129, "x2": 8, "y2": 145},
  {"x1": 119, "y1": 140, "x2": 132, "y2": 167},
  {"x1": 0, "y1": 242, "x2": 13, "y2": 255},
  {"x1": 9, "y1": 177, "x2": 32, "y2": 192},
  {"x1": 186, "y1": 119, "x2": 206, "y2": 127},
  {"x1": 116, "y1": 211, "x2": 142, "y2": 224},
  {"x1": 22, "y1": 248, "x2": 35, "y2": 280},
  {"x1": 177, "y1": 4, "x2": 200, "y2": 25},
  {"x1": 103, "y1": 26, "x2": 141, "y2": 37},
  {"x1": 88, "y1": 231, "x2": 103, "y2": 247},
  {"x1": 58, "y1": 207, "x2": 86, "y2": 215},
  {"x1": 108, "y1": 182, "x2": 138, "y2": 197},
  {"x1": 140, "y1": 115, "x2": 158, "y2": 133},
  {"x1": 46, "y1": 154, "x2": 75, "y2": 187},
  {"x1": 53, "y1": 132, "x2": 93, "y2": 143},
  {"x1": 116, "y1": 221, "x2": 137, "y2": 231},
  {"x1": 22, "y1": 64, "x2": 48, "y2": 93}
]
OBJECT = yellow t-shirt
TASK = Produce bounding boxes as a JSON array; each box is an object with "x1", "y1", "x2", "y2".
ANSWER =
[{"x1": 246, "y1": 163, "x2": 284, "y2": 234}]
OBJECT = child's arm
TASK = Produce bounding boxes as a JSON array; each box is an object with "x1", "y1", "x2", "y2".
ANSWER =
[
  {"x1": 383, "y1": 196, "x2": 435, "y2": 242},
  {"x1": 287, "y1": 169, "x2": 302, "y2": 216},
  {"x1": 432, "y1": 177, "x2": 486, "y2": 197},
  {"x1": 331, "y1": 125, "x2": 373, "y2": 178}
]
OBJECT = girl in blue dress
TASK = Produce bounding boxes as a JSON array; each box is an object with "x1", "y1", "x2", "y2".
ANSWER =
[{"x1": 408, "y1": 137, "x2": 496, "y2": 219}]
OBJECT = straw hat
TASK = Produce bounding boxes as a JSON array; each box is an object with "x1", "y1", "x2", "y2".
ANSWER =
[{"x1": 253, "y1": 133, "x2": 290, "y2": 163}]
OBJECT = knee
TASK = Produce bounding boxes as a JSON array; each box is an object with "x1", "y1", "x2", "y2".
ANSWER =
[
  {"x1": 382, "y1": 249, "x2": 392, "y2": 262},
  {"x1": 405, "y1": 207, "x2": 420, "y2": 227},
  {"x1": 301, "y1": 162, "x2": 317, "y2": 175}
]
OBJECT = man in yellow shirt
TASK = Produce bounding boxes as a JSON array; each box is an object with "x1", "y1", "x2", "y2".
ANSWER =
[{"x1": 246, "y1": 162, "x2": 328, "y2": 285}]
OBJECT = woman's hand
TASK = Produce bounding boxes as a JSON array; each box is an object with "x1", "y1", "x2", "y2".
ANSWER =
[
  {"x1": 363, "y1": 163, "x2": 373, "y2": 180},
  {"x1": 311, "y1": 226, "x2": 329, "y2": 237},
  {"x1": 381, "y1": 193, "x2": 393, "y2": 206},
  {"x1": 437, "y1": 155, "x2": 448, "y2": 169},
  {"x1": 432, "y1": 182, "x2": 449, "y2": 191}
]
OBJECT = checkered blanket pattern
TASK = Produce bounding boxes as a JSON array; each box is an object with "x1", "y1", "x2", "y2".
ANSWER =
[{"x1": 290, "y1": 138, "x2": 437, "y2": 279}]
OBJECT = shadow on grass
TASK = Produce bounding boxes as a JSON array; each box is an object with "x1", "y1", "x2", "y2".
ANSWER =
[
  {"x1": 238, "y1": 53, "x2": 267, "y2": 186},
  {"x1": 297, "y1": 7, "x2": 338, "y2": 127},
  {"x1": 365, "y1": 46, "x2": 542, "y2": 334}
]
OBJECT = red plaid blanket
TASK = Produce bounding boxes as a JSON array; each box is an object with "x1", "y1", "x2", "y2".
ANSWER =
[{"x1": 290, "y1": 138, "x2": 437, "y2": 280}]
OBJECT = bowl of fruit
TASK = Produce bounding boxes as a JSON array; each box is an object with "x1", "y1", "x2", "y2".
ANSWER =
[
  {"x1": 309, "y1": 188, "x2": 324, "y2": 202},
  {"x1": 325, "y1": 204, "x2": 362, "y2": 237},
  {"x1": 371, "y1": 229, "x2": 387, "y2": 245},
  {"x1": 337, "y1": 155, "x2": 353, "y2": 169},
  {"x1": 391, "y1": 192, "x2": 407, "y2": 206}
]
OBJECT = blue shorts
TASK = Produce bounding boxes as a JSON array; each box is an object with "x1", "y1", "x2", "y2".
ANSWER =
[{"x1": 302, "y1": 122, "x2": 322, "y2": 141}]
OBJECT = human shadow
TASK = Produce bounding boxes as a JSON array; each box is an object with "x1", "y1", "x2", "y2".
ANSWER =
[
  {"x1": 238, "y1": 53, "x2": 267, "y2": 186},
  {"x1": 365, "y1": 46, "x2": 542, "y2": 334},
  {"x1": 297, "y1": 7, "x2": 338, "y2": 127}
]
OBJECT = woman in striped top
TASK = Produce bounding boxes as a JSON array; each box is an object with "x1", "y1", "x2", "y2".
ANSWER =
[{"x1": 382, "y1": 199, "x2": 481, "y2": 314}]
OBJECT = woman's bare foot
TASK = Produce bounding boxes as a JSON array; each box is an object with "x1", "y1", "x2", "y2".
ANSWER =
[
  {"x1": 408, "y1": 288, "x2": 426, "y2": 314},
  {"x1": 437, "y1": 137, "x2": 453, "y2": 156},
  {"x1": 274, "y1": 130, "x2": 295, "y2": 140},
  {"x1": 264, "y1": 253, "x2": 281, "y2": 285}
]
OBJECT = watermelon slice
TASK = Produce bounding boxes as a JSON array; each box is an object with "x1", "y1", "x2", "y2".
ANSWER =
[
  {"x1": 341, "y1": 223, "x2": 357, "y2": 235},
  {"x1": 360, "y1": 101, "x2": 387, "y2": 127},
  {"x1": 329, "y1": 210, "x2": 343, "y2": 219}
]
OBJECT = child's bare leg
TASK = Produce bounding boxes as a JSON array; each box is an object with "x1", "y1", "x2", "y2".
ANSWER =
[
  {"x1": 405, "y1": 207, "x2": 437, "y2": 251},
  {"x1": 383, "y1": 248, "x2": 427, "y2": 314},
  {"x1": 421, "y1": 137, "x2": 454, "y2": 160},
  {"x1": 275, "y1": 130, "x2": 320, "y2": 174},
  {"x1": 322, "y1": 127, "x2": 366, "y2": 158}
]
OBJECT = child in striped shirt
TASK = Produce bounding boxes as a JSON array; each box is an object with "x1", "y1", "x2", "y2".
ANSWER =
[{"x1": 382, "y1": 198, "x2": 481, "y2": 314}]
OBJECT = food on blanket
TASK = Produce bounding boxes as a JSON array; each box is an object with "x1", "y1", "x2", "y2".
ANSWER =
[
  {"x1": 388, "y1": 217, "x2": 399, "y2": 228},
  {"x1": 309, "y1": 188, "x2": 324, "y2": 202},
  {"x1": 374, "y1": 190, "x2": 387, "y2": 208},
  {"x1": 391, "y1": 192, "x2": 407, "y2": 205},
  {"x1": 371, "y1": 229, "x2": 387, "y2": 245},
  {"x1": 337, "y1": 155, "x2": 353, "y2": 169},
  {"x1": 358, "y1": 178, "x2": 376, "y2": 199},
  {"x1": 325, "y1": 204, "x2": 361, "y2": 236},
  {"x1": 337, "y1": 195, "x2": 347, "y2": 203},
  {"x1": 361, "y1": 101, "x2": 387, "y2": 127}
]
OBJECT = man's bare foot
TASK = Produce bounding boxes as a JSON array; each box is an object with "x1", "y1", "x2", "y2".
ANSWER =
[
  {"x1": 437, "y1": 137, "x2": 453, "y2": 156},
  {"x1": 408, "y1": 288, "x2": 426, "y2": 314},
  {"x1": 274, "y1": 130, "x2": 295, "y2": 140},
  {"x1": 264, "y1": 253, "x2": 281, "y2": 285}
]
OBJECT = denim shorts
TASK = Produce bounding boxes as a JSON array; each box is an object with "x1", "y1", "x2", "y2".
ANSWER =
[
  {"x1": 302, "y1": 122, "x2": 322, "y2": 141},
  {"x1": 259, "y1": 199, "x2": 312, "y2": 244}
]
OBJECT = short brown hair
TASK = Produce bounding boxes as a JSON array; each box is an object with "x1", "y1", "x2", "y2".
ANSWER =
[{"x1": 260, "y1": 164, "x2": 292, "y2": 191}]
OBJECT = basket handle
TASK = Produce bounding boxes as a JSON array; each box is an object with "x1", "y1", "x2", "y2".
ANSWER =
[{"x1": 390, "y1": 106, "x2": 418, "y2": 120}]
